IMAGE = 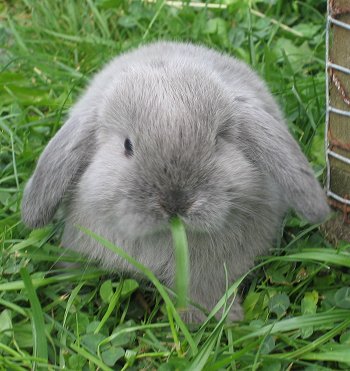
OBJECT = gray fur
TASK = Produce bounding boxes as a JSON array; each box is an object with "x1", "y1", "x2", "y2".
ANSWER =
[{"x1": 21, "y1": 42, "x2": 329, "y2": 322}]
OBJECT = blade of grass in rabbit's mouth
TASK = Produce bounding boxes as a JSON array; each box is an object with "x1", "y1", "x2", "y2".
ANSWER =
[{"x1": 170, "y1": 216, "x2": 189, "y2": 309}]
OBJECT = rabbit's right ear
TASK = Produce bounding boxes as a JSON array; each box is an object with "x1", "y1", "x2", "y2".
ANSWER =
[
  {"x1": 233, "y1": 102, "x2": 330, "y2": 223},
  {"x1": 21, "y1": 113, "x2": 96, "y2": 228}
]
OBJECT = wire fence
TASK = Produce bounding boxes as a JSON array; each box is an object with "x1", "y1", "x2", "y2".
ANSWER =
[{"x1": 325, "y1": 0, "x2": 350, "y2": 222}]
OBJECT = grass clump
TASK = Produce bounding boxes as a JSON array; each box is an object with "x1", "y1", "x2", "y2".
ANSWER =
[{"x1": 1, "y1": 0, "x2": 350, "y2": 370}]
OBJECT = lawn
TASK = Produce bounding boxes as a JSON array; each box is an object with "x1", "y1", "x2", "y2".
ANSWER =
[{"x1": 1, "y1": 0, "x2": 350, "y2": 370}]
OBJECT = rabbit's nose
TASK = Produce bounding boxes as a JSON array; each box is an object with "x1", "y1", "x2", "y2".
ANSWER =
[{"x1": 159, "y1": 189, "x2": 189, "y2": 217}]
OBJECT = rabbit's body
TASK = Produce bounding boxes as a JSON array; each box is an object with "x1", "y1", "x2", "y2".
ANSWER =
[{"x1": 22, "y1": 42, "x2": 329, "y2": 322}]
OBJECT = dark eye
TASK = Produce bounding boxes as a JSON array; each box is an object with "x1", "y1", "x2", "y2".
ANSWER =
[{"x1": 124, "y1": 138, "x2": 133, "y2": 157}]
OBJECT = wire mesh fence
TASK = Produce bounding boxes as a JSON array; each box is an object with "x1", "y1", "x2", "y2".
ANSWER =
[{"x1": 326, "y1": 0, "x2": 350, "y2": 222}]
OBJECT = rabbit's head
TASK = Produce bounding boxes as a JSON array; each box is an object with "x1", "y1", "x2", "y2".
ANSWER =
[
  {"x1": 22, "y1": 55, "x2": 329, "y2": 238},
  {"x1": 71, "y1": 67, "x2": 263, "y2": 239}
]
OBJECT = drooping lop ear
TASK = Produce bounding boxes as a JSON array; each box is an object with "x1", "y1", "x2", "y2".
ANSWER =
[
  {"x1": 234, "y1": 103, "x2": 330, "y2": 223},
  {"x1": 21, "y1": 112, "x2": 96, "y2": 228}
]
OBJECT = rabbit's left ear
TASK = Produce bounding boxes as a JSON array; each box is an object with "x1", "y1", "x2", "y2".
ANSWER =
[
  {"x1": 233, "y1": 103, "x2": 329, "y2": 223},
  {"x1": 21, "y1": 112, "x2": 97, "y2": 229}
]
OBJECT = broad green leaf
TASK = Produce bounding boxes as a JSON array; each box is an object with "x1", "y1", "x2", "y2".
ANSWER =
[
  {"x1": 101, "y1": 346, "x2": 125, "y2": 366},
  {"x1": 205, "y1": 18, "x2": 227, "y2": 36},
  {"x1": 81, "y1": 333, "x2": 106, "y2": 354},
  {"x1": 293, "y1": 23, "x2": 321, "y2": 38},
  {"x1": 260, "y1": 335, "x2": 276, "y2": 355},
  {"x1": 86, "y1": 321, "x2": 101, "y2": 334},
  {"x1": 100, "y1": 280, "x2": 113, "y2": 303},
  {"x1": 268, "y1": 293, "x2": 290, "y2": 318},
  {"x1": 0, "y1": 309, "x2": 12, "y2": 344},
  {"x1": 117, "y1": 15, "x2": 138, "y2": 28},
  {"x1": 261, "y1": 359, "x2": 281, "y2": 371},
  {"x1": 301, "y1": 291, "x2": 318, "y2": 338},
  {"x1": 119, "y1": 279, "x2": 139, "y2": 298},
  {"x1": 273, "y1": 38, "x2": 312, "y2": 71},
  {"x1": 340, "y1": 331, "x2": 350, "y2": 344},
  {"x1": 68, "y1": 354, "x2": 86, "y2": 370},
  {"x1": 111, "y1": 320, "x2": 137, "y2": 347},
  {"x1": 334, "y1": 287, "x2": 350, "y2": 309}
]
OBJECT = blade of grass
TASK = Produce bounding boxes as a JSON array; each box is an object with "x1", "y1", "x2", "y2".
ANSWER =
[
  {"x1": 70, "y1": 343, "x2": 114, "y2": 371},
  {"x1": 6, "y1": 16, "x2": 28, "y2": 52},
  {"x1": 281, "y1": 248, "x2": 350, "y2": 268},
  {"x1": 20, "y1": 267, "x2": 48, "y2": 371},
  {"x1": 42, "y1": 29, "x2": 117, "y2": 47},
  {"x1": 187, "y1": 296, "x2": 238, "y2": 370},
  {"x1": 229, "y1": 310, "x2": 350, "y2": 345},
  {"x1": 94, "y1": 280, "x2": 123, "y2": 334},
  {"x1": 142, "y1": 0, "x2": 166, "y2": 40},
  {"x1": 86, "y1": 0, "x2": 111, "y2": 39},
  {"x1": 205, "y1": 341, "x2": 259, "y2": 371},
  {"x1": 301, "y1": 349, "x2": 350, "y2": 363},
  {"x1": 194, "y1": 274, "x2": 246, "y2": 347},
  {"x1": 0, "y1": 269, "x2": 104, "y2": 291},
  {"x1": 0, "y1": 298, "x2": 27, "y2": 317},
  {"x1": 60, "y1": 281, "x2": 85, "y2": 368},
  {"x1": 269, "y1": 318, "x2": 350, "y2": 360},
  {"x1": 170, "y1": 216, "x2": 189, "y2": 309},
  {"x1": 97, "y1": 323, "x2": 170, "y2": 351}
]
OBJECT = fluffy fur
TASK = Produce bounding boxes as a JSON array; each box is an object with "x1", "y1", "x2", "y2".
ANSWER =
[{"x1": 22, "y1": 42, "x2": 330, "y2": 322}]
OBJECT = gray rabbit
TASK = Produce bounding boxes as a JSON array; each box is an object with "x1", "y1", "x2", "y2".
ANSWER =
[{"x1": 22, "y1": 42, "x2": 329, "y2": 322}]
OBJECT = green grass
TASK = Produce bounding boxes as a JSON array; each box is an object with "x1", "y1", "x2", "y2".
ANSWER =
[{"x1": 1, "y1": 0, "x2": 350, "y2": 369}]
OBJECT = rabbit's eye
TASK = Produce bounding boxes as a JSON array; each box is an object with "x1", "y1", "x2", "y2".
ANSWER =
[{"x1": 124, "y1": 138, "x2": 133, "y2": 157}]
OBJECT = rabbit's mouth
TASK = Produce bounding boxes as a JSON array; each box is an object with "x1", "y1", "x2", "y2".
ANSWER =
[
  {"x1": 112, "y1": 211, "x2": 222, "y2": 240},
  {"x1": 111, "y1": 190, "x2": 235, "y2": 239}
]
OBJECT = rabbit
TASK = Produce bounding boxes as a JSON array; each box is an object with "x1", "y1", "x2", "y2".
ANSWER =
[{"x1": 21, "y1": 42, "x2": 330, "y2": 323}]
